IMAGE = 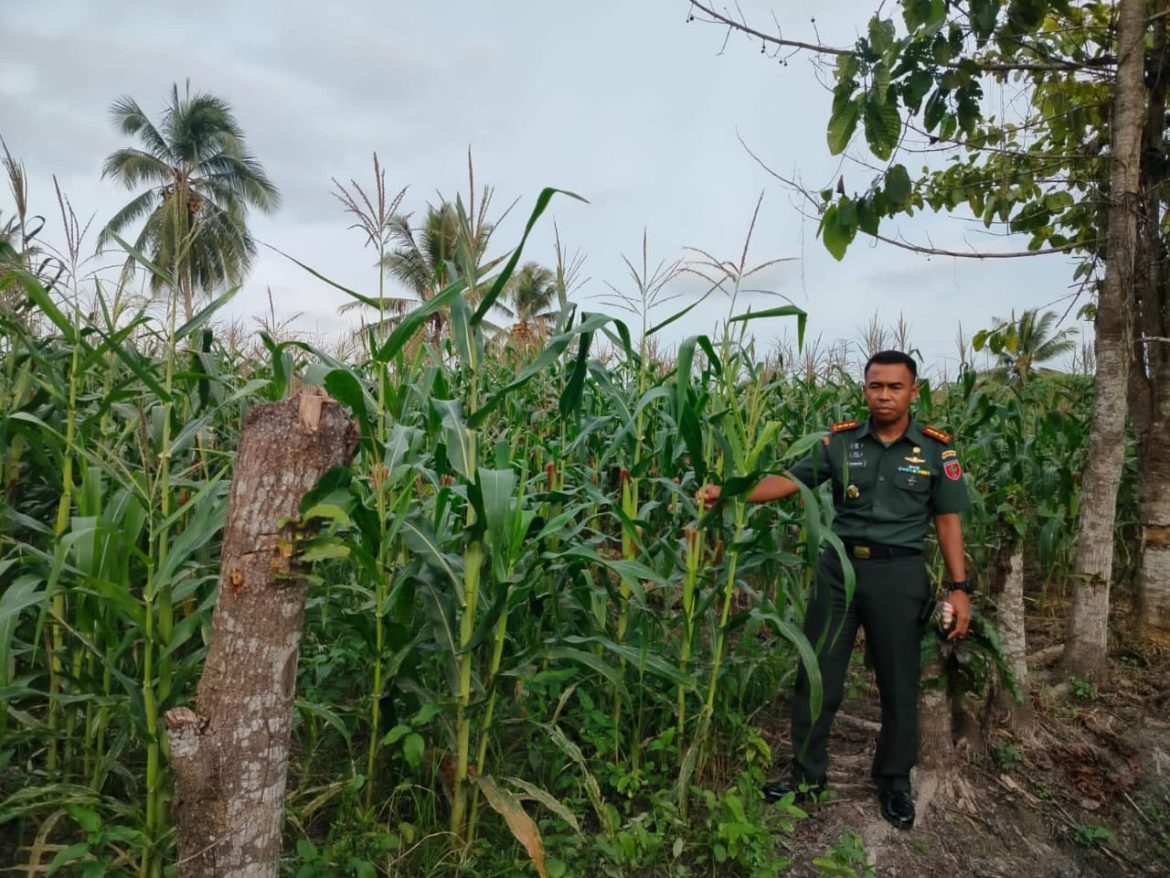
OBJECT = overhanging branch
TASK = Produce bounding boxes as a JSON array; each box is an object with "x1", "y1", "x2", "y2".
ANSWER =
[
  {"x1": 687, "y1": 1, "x2": 1116, "y2": 75},
  {"x1": 736, "y1": 131, "x2": 1089, "y2": 260}
]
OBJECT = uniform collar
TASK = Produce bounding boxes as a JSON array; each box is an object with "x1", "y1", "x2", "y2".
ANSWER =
[{"x1": 859, "y1": 418, "x2": 926, "y2": 445}]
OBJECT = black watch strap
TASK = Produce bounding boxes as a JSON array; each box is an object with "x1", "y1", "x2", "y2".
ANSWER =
[{"x1": 948, "y1": 579, "x2": 972, "y2": 594}]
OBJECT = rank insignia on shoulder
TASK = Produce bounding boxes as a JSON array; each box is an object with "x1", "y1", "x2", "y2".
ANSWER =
[
  {"x1": 922, "y1": 425, "x2": 952, "y2": 444},
  {"x1": 830, "y1": 419, "x2": 860, "y2": 433}
]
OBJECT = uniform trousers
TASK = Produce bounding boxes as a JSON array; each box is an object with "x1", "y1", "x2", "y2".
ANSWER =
[{"x1": 790, "y1": 548, "x2": 929, "y2": 793}]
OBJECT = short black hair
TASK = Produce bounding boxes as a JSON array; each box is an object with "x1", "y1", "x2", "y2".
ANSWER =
[{"x1": 864, "y1": 350, "x2": 918, "y2": 381}]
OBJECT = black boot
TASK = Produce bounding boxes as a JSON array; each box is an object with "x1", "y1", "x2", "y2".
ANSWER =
[
  {"x1": 877, "y1": 789, "x2": 915, "y2": 829},
  {"x1": 762, "y1": 777, "x2": 826, "y2": 804}
]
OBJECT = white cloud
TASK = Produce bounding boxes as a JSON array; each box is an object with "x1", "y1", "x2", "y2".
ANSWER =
[{"x1": 0, "y1": 0, "x2": 1086, "y2": 373}]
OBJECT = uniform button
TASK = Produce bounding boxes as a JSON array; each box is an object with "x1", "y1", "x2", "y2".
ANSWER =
[{"x1": 879, "y1": 476, "x2": 885, "y2": 481}]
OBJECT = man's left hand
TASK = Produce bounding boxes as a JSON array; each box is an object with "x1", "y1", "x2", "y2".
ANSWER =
[{"x1": 947, "y1": 590, "x2": 971, "y2": 640}]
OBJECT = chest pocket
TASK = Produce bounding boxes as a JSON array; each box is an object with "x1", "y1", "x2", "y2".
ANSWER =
[
  {"x1": 838, "y1": 453, "x2": 876, "y2": 504},
  {"x1": 893, "y1": 465, "x2": 931, "y2": 493}
]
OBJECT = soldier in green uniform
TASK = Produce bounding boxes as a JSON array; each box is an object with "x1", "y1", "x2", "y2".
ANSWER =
[{"x1": 697, "y1": 350, "x2": 971, "y2": 830}]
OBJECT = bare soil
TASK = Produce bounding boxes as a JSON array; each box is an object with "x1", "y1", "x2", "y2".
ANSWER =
[{"x1": 754, "y1": 614, "x2": 1170, "y2": 877}]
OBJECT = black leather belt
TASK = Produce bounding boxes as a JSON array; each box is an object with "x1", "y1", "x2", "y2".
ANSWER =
[{"x1": 843, "y1": 541, "x2": 922, "y2": 560}]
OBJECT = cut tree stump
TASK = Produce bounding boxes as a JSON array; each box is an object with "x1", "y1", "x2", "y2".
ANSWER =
[{"x1": 164, "y1": 389, "x2": 356, "y2": 877}]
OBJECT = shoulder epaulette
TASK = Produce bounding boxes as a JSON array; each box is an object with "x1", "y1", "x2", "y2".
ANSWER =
[
  {"x1": 922, "y1": 425, "x2": 952, "y2": 444},
  {"x1": 830, "y1": 420, "x2": 860, "y2": 433}
]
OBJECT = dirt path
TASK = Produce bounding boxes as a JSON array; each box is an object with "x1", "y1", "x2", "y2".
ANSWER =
[{"x1": 756, "y1": 643, "x2": 1170, "y2": 877}]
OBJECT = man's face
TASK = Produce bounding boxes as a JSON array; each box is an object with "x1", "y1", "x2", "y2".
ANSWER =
[{"x1": 863, "y1": 362, "x2": 918, "y2": 428}]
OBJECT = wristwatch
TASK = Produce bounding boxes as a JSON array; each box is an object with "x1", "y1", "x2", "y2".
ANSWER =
[{"x1": 948, "y1": 579, "x2": 972, "y2": 595}]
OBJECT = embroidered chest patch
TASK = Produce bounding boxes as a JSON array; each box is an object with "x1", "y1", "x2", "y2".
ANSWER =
[{"x1": 944, "y1": 461, "x2": 963, "y2": 480}]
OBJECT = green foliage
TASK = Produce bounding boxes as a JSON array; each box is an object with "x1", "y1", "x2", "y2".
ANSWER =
[
  {"x1": 992, "y1": 740, "x2": 1022, "y2": 769},
  {"x1": 0, "y1": 160, "x2": 1104, "y2": 876},
  {"x1": 812, "y1": 829, "x2": 874, "y2": 877},
  {"x1": 1070, "y1": 677, "x2": 1097, "y2": 701},
  {"x1": 806, "y1": 0, "x2": 1118, "y2": 279},
  {"x1": 1072, "y1": 822, "x2": 1116, "y2": 848}
]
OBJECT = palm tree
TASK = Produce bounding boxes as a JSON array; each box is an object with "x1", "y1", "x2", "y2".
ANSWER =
[
  {"x1": 370, "y1": 202, "x2": 494, "y2": 342},
  {"x1": 98, "y1": 83, "x2": 279, "y2": 320},
  {"x1": 503, "y1": 261, "x2": 558, "y2": 342},
  {"x1": 382, "y1": 203, "x2": 465, "y2": 304},
  {"x1": 981, "y1": 308, "x2": 1078, "y2": 381}
]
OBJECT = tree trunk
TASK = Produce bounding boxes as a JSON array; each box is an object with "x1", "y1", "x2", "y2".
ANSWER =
[
  {"x1": 1062, "y1": 0, "x2": 1145, "y2": 679},
  {"x1": 1131, "y1": 1, "x2": 1170, "y2": 643},
  {"x1": 164, "y1": 389, "x2": 356, "y2": 877},
  {"x1": 917, "y1": 655, "x2": 954, "y2": 772},
  {"x1": 1137, "y1": 441, "x2": 1170, "y2": 641},
  {"x1": 996, "y1": 545, "x2": 1028, "y2": 691}
]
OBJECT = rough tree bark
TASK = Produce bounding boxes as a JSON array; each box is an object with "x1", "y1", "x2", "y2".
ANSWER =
[
  {"x1": 917, "y1": 658, "x2": 954, "y2": 773},
  {"x1": 164, "y1": 389, "x2": 356, "y2": 877},
  {"x1": 1062, "y1": 0, "x2": 1145, "y2": 679},
  {"x1": 996, "y1": 545, "x2": 1028, "y2": 693},
  {"x1": 1131, "y1": 1, "x2": 1170, "y2": 643},
  {"x1": 990, "y1": 543, "x2": 1036, "y2": 736}
]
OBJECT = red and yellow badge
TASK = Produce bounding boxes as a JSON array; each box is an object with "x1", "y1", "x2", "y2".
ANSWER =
[{"x1": 944, "y1": 460, "x2": 963, "y2": 481}]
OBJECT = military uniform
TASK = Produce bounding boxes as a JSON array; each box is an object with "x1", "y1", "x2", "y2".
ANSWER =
[{"x1": 785, "y1": 418, "x2": 969, "y2": 793}]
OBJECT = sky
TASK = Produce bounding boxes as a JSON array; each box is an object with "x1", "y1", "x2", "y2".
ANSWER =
[{"x1": 1, "y1": 0, "x2": 1088, "y2": 380}]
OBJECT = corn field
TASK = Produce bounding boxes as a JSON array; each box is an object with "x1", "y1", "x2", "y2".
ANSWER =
[{"x1": 0, "y1": 188, "x2": 1119, "y2": 877}]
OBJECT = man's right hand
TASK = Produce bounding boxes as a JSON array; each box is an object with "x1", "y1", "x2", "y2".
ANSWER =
[{"x1": 695, "y1": 483, "x2": 721, "y2": 507}]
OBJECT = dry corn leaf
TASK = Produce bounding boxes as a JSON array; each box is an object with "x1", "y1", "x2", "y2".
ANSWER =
[{"x1": 473, "y1": 773, "x2": 547, "y2": 878}]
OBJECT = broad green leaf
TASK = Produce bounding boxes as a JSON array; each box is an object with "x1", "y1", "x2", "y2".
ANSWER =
[
  {"x1": 472, "y1": 187, "x2": 586, "y2": 324},
  {"x1": 867, "y1": 16, "x2": 896, "y2": 55},
  {"x1": 384, "y1": 424, "x2": 421, "y2": 472},
  {"x1": 174, "y1": 286, "x2": 239, "y2": 341},
  {"x1": 0, "y1": 576, "x2": 45, "y2": 673},
  {"x1": 548, "y1": 545, "x2": 665, "y2": 587},
  {"x1": 417, "y1": 573, "x2": 461, "y2": 697},
  {"x1": 323, "y1": 367, "x2": 376, "y2": 444},
  {"x1": 560, "y1": 635, "x2": 694, "y2": 688},
  {"x1": 873, "y1": 63, "x2": 891, "y2": 102},
  {"x1": 727, "y1": 304, "x2": 807, "y2": 349},
  {"x1": 47, "y1": 842, "x2": 89, "y2": 876},
  {"x1": 480, "y1": 467, "x2": 517, "y2": 564},
  {"x1": 884, "y1": 164, "x2": 912, "y2": 209},
  {"x1": 819, "y1": 203, "x2": 855, "y2": 262},
  {"x1": 559, "y1": 322, "x2": 593, "y2": 420},
  {"x1": 2, "y1": 269, "x2": 77, "y2": 341},
  {"x1": 110, "y1": 231, "x2": 176, "y2": 288},
  {"x1": 434, "y1": 398, "x2": 473, "y2": 479},
  {"x1": 752, "y1": 608, "x2": 824, "y2": 722},
  {"x1": 449, "y1": 292, "x2": 476, "y2": 371},
  {"x1": 469, "y1": 312, "x2": 614, "y2": 428},
  {"x1": 543, "y1": 647, "x2": 629, "y2": 699},
  {"x1": 970, "y1": 0, "x2": 998, "y2": 40},
  {"x1": 401, "y1": 517, "x2": 464, "y2": 596},
  {"x1": 296, "y1": 698, "x2": 353, "y2": 745},
  {"x1": 863, "y1": 94, "x2": 902, "y2": 160},
  {"x1": 299, "y1": 465, "x2": 354, "y2": 516},
  {"x1": 827, "y1": 96, "x2": 861, "y2": 155},
  {"x1": 375, "y1": 276, "x2": 469, "y2": 363}
]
